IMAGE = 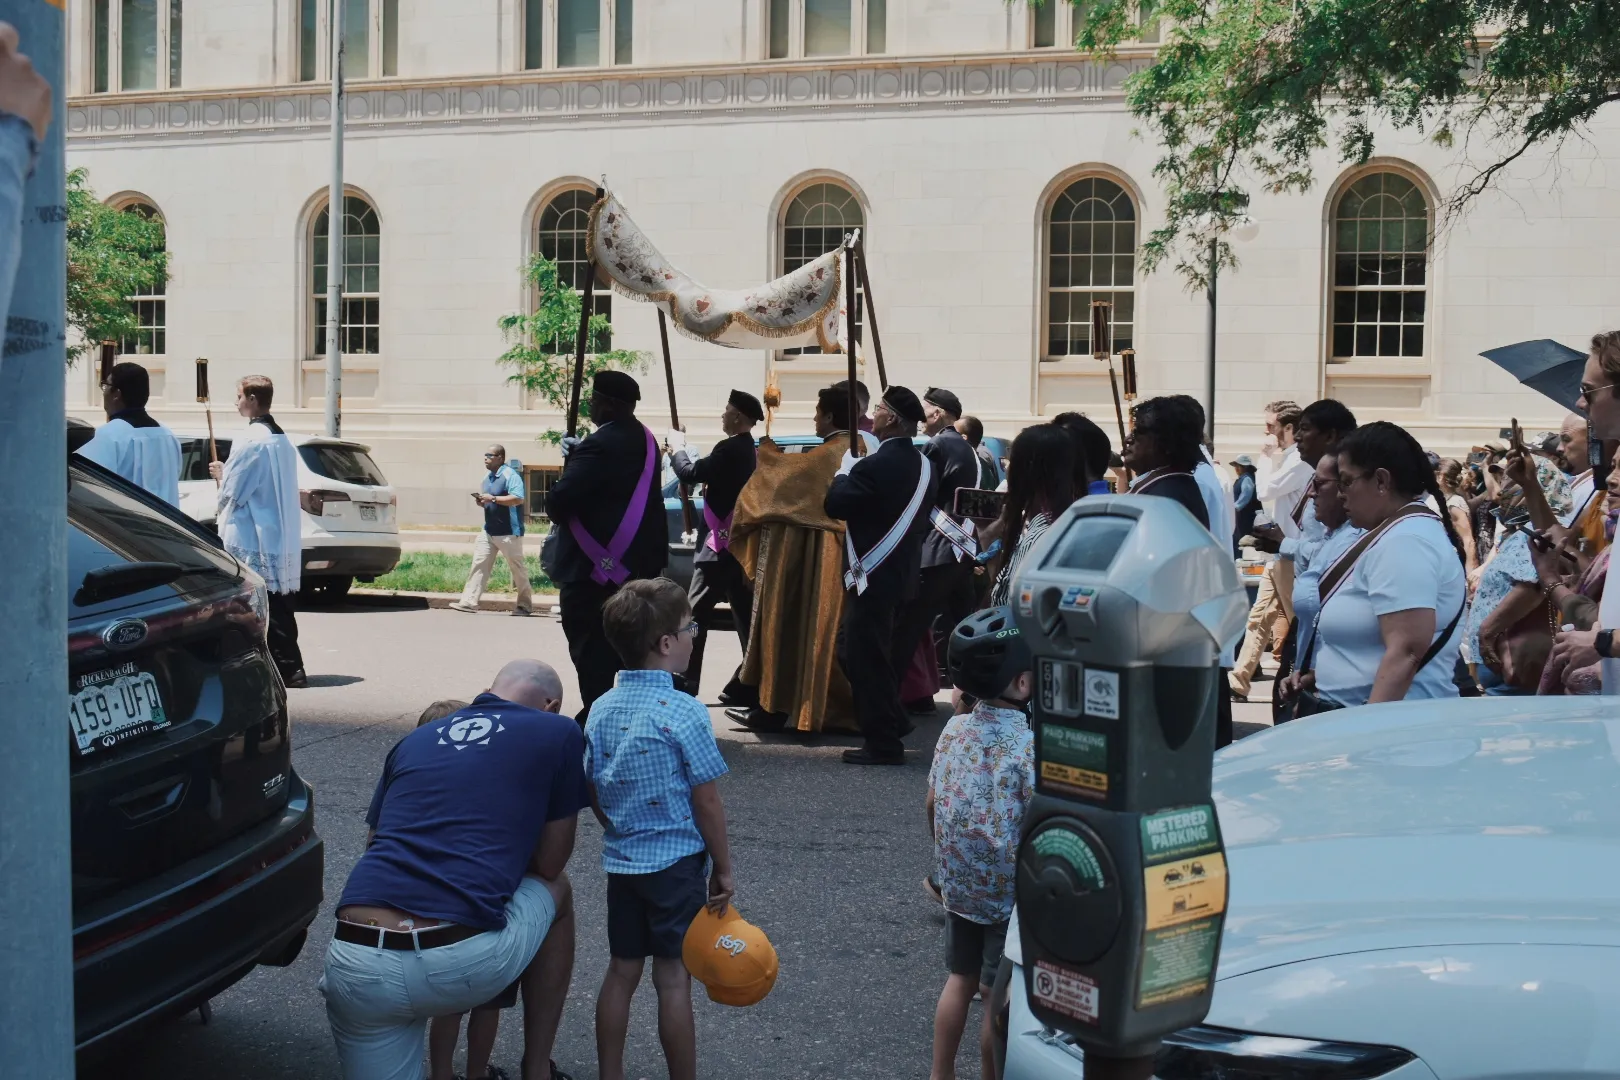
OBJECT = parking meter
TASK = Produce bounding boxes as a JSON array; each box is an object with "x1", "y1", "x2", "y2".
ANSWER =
[{"x1": 1010, "y1": 495, "x2": 1248, "y2": 1065}]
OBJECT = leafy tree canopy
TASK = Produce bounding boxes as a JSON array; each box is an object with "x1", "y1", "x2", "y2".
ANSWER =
[
  {"x1": 497, "y1": 254, "x2": 648, "y2": 445},
  {"x1": 1066, "y1": 0, "x2": 1620, "y2": 287},
  {"x1": 66, "y1": 167, "x2": 169, "y2": 363}
]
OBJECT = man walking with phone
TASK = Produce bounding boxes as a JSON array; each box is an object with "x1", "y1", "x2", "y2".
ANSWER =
[{"x1": 452, "y1": 445, "x2": 534, "y2": 616}]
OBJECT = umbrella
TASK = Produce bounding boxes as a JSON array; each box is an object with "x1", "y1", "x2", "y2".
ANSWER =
[{"x1": 1480, "y1": 339, "x2": 1587, "y2": 413}]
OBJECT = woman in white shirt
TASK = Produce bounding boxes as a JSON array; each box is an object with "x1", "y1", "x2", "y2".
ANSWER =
[
  {"x1": 1288, "y1": 422, "x2": 1468, "y2": 710},
  {"x1": 1435, "y1": 457, "x2": 1479, "y2": 573}
]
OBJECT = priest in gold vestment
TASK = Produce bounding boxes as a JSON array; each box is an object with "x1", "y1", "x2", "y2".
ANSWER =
[{"x1": 724, "y1": 387, "x2": 868, "y2": 733}]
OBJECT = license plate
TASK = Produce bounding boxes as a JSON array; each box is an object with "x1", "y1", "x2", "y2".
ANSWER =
[
  {"x1": 359, "y1": 504, "x2": 378, "y2": 521},
  {"x1": 69, "y1": 665, "x2": 169, "y2": 755}
]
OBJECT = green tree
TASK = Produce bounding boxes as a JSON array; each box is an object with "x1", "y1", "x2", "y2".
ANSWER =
[
  {"x1": 497, "y1": 254, "x2": 648, "y2": 445},
  {"x1": 66, "y1": 167, "x2": 169, "y2": 364},
  {"x1": 1064, "y1": 0, "x2": 1619, "y2": 287}
]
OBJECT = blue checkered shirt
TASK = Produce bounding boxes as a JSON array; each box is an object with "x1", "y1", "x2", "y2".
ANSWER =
[{"x1": 583, "y1": 669, "x2": 729, "y2": 875}]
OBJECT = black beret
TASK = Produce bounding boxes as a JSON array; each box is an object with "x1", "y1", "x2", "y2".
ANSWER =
[
  {"x1": 923, "y1": 387, "x2": 962, "y2": 419},
  {"x1": 882, "y1": 385, "x2": 926, "y2": 426},
  {"x1": 728, "y1": 389, "x2": 765, "y2": 423},
  {"x1": 593, "y1": 369, "x2": 640, "y2": 402}
]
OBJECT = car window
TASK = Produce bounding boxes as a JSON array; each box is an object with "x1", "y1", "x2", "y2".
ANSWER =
[
  {"x1": 69, "y1": 461, "x2": 239, "y2": 613},
  {"x1": 178, "y1": 438, "x2": 231, "y2": 482},
  {"x1": 301, "y1": 444, "x2": 388, "y2": 486}
]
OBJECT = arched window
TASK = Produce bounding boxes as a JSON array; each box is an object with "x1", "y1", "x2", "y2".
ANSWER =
[
  {"x1": 312, "y1": 195, "x2": 381, "y2": 356},
  {"x1": 1045, "y1": 176, "x2": 1135, "y2": 359},
  {"x1": 780, "y1": 181, "x2": 864, "y2": 356},
  {"x1": 536, "y1": 188, "x2": 610, "y2": 350},
  {"x1": 117, "y1": 200, "x2": 166, "y2": 357},
  {"x1": 1331, "y1": 171, "x2": 1428, "y2": 360}
]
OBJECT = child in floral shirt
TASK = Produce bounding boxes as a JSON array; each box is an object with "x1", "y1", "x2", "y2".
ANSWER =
[{"x1": 925, "y1": 608, "x2": 1035, "y2": 1080}]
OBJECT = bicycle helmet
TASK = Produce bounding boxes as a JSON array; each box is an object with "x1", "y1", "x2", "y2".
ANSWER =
[{"x1": 947, "y1": 606, "x2": 1033, "y2": 702}]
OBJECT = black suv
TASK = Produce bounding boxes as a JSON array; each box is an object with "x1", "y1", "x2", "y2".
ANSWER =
[{"x1": 67, "y1": 455, "x2": 323, "y2": 1053}]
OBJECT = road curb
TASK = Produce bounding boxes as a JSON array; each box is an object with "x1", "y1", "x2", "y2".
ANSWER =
[{"x1": 351, "y1": 588, "x2": 560, "y2": 615}]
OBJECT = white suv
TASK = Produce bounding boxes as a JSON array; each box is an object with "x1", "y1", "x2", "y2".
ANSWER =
[{"x1": 176, "y1": 431, "x2": 401, "y2": 601}]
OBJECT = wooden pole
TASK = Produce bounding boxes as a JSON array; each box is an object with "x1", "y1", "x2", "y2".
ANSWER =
[
  {"x1": 658, "y1": 309, "x2": 696, "y2": 537},
  {"x1": 852, "y1": 239, "x2": 889, "y2": 392},
  {"x1": 845, "y1": 234, "x2": 861, "y2": 454},
  {"x1": 1092, "y1": 300, "x2": 1129, "y2": 469},
  {"x1": 195, "y1": 358, "x2": 219, "y2": 486},
  {"x1": 565, "y1": 187, "x2": 605, "y2": 440}
]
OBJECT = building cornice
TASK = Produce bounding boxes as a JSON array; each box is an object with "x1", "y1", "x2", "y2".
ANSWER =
[{"x1": 65, "y1": 49, "x2": 1156, "y2": 144}]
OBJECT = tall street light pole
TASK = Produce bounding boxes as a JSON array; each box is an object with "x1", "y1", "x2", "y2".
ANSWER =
[
  {"x1": 1202, "y1": 214, "x2": 1258, "y2": 452},
  {"x1": 0, "y1": 3, "x2": 75, "y2": 1074},
  {"x1": 325, "y1": 0, "x2": 346, "y2": 437}
]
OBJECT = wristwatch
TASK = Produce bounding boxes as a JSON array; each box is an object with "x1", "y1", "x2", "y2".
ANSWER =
[{"x1": 1597, "y1": 630, "x2": 1615, "y2": 659}]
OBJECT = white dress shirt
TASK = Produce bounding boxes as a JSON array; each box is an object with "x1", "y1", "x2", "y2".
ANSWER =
[
  {"x1": 76, "y1": 415, "x2": 183, "y2": 506},
  {"x1": 1255, "y1": 445, "x2": 1313, "y2": 541}
]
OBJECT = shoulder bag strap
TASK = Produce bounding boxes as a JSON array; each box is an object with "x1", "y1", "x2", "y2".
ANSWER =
[{"x1": 1317, "y1": 503, "x2": 1440, "y2": 603}]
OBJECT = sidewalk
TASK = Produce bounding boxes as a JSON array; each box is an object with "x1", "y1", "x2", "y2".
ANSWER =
[
  {"x1": 398, "y1": 527, "x2": 547, "y2": 556},
  {"x1": 350, "y1": 586, "x2": 559, "y2": 614}
]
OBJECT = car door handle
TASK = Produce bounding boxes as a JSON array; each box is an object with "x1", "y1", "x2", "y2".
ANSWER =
[{"x1": 109, "y1": 776, "x2": 188, "y2": 823}]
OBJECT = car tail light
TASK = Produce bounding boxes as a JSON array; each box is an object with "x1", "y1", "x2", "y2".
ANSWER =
[
  {"x1": 1154, "y1": 1025, "x2": 1418, "y2": 1079},
  {"x1": 300, "y1": 489, "x2": 351, "y2": 515},
  {"x1": 387, "y1": 492, "x2": 398, "y2": 506}
]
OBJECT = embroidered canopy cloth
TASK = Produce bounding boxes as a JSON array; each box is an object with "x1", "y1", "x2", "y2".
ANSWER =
[{"x1": 587, "y1": 191, "x2": 859, "y2": 355}]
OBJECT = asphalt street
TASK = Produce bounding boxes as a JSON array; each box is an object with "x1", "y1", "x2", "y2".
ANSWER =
[{"x1": 84, "y1": 598, "x2": 1273, "y2": 1080}]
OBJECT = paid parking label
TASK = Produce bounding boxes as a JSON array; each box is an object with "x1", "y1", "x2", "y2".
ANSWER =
[
  {"x1": 1040, "y1": 724, "x2": 1108, "y2": 798},
  {"x1": 1139, "y1": 805, "x2": 1221, "y2": 865}
]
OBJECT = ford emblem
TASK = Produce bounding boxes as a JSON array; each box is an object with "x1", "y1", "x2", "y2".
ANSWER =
[{"x1": 102, "y1": 618, "x2": 148, "y2": 650}]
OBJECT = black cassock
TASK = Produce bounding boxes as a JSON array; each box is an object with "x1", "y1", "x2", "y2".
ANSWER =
[
  {"x1": 670, "y1": 431, "x2": 757, "y2": 699},
  {"x1": 824, "y1": 437, "x2": 937, "y2": 757},
  {"x1": 544, "y1": 418, "x2": 668, "y2": 724}
]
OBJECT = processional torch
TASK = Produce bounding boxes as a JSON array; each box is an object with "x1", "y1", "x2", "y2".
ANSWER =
[{"x1": 196, "y1": 358, "x2": 219, "y2": 487}]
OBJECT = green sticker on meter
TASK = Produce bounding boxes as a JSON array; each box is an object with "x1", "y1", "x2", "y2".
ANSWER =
[
  {"x1": 1032, "y1": 827, "x2": 1107, "y2": 890},
  {"x1": 1139, "y1": 805, "x2": 1221, "y2": 866},
  {"x1": 1137, "y1": 918, "x2": 1220, "y2": 1008}
]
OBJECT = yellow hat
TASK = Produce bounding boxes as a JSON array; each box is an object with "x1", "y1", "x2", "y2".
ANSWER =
[{"x1": 682, "y1": 904, "x2": 779, "y2": 1007}]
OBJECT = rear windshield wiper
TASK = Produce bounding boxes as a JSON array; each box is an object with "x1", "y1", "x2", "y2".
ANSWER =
[{"x1": 76, "y1": 561, "x2": 233, "y2": 605}]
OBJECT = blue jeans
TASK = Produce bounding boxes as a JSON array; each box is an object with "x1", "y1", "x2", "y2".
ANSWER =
[
  {"x1": 320, "y1": 876, "x2": 559, "y2": 1080},
  {"x1": 1475, "y1": 663, "x2": 1525, "y2": 697}
]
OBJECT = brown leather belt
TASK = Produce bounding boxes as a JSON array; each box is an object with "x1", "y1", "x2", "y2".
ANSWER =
[{"x1": 333, "y1": 919, "x2": 484, "y2": 951}]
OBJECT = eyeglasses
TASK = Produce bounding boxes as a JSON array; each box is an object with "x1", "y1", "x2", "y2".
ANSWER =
[
  {"x1": 1337, "y1": 470, "x2": 1372, "y2": 492},
  {"x1": 674, "y1": 620, "x2": 700, "y2": 638},
  {"x1": 1580, "y1": 381, "x2": 1619, "y2": 400}
]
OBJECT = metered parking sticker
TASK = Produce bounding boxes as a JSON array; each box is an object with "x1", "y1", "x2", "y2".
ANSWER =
[
  {"x1": 1033, "y1": 961, "x2": 1099, "y2": 1024},
  {"x1": 1139, "y1": 805, "x2": 1221, "y2": 865}
]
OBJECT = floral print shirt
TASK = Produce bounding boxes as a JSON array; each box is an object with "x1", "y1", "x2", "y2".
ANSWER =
[{"x1": 928, "y1": 702, "x2": 1035, "y2": 925}]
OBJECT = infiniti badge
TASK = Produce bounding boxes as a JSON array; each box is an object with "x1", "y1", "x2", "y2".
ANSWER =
[{"x1": 102, "y1": 618, "x2": 148, "y2": 650}]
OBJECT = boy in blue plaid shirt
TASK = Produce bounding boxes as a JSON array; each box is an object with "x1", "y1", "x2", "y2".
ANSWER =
[{"x1": 584, "y1": 578, "x2": 735, "y2": 1080}]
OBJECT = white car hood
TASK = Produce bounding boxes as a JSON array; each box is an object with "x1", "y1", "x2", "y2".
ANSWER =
[{"x1": 1211, "y1": 697, "x2": 1620, "y2": 980}]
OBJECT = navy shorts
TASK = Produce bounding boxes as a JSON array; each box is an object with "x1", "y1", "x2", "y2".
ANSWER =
[{"x1": 606, "y1": 852, "x2": 708, "y2": 959}]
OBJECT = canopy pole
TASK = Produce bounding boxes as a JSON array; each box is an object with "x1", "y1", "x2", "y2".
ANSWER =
[
  {"x1": 659, "y1": 309, "x2": 696, "y2": 538},
  {"x1": 845, "y1": 234, "x2": 861, "y2": 455},
  {"x1": 852, "y1": 239, "x2": 889, "y2": 392},
  {"x1": 565, "y1": 187, "x2": 606, "y2": 439}
]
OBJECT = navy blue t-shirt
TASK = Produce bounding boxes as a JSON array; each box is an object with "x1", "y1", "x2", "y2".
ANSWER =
[{"x1": 339, "y1": 692, "x2": 588, "y2": 930}]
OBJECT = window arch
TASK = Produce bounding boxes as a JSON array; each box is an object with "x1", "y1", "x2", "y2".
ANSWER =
[
  {"x1": 1045, "y1": 175, "x2": 1135, "y2": 359},
  {"x1": 780, "y1": 180, "x2": 864, "y2": 356},
  {"x1": 1330, "y1": 171, "x2": 1428, "y2": 360},
  {"x1": 114, "y1": 199, "x2": 166, "y2": 357},
  {"x1": 535, "y1": 188, "x2": 610, "y2": 350},
  {"x1": 311, "y1": 194, "x2": 381, "y2": 356}
]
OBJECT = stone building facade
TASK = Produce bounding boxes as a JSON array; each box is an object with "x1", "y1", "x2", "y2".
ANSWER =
[{"x1": 65, "y1": 0, "x2": 1599, "y2": 523}]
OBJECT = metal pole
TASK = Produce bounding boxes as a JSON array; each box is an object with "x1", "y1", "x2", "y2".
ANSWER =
[
  {"x1": 1205, "y1": 236, "x2": 1218, "y2": 447},
  {"x1": 324, "y1": 0, "x2": 346, "y2": 437},
  {"x1": 0, "y1": 4, "x2": 74, "y2": 1075}
]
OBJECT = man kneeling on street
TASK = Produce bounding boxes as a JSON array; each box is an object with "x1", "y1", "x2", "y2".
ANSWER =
[{"x1": 322, "y1": 660, "x2": 587, "y2": 1080}]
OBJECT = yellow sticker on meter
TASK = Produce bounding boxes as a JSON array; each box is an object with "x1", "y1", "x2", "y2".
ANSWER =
[{"x1": 1142, "y1": 852, "x2": 1227, "y2": 931}]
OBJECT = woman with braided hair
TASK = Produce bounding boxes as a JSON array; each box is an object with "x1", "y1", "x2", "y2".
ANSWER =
[{"x1": 1282, "y1": 421, "x2": 1468, "y2": 711}]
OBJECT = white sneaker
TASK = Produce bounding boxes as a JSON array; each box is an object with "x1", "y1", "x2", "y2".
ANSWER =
[{"x1": 448, "y1": 602, "x2": 479, "y2": 613}]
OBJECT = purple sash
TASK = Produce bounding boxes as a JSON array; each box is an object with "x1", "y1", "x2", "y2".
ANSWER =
[
  {"x1": 567, "y1": 424, "x2": 659, "y2": 585},
  {"x1": 703, "y1": 503, "x2": 734, "y2": 553}
]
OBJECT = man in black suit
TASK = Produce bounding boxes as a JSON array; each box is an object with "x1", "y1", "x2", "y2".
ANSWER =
[
  {"x1": 544, "y1": 370, "x2": 668, "y2": 724},
  {"x1": 889, "y1": 387, "x2": 981, "y2": 710},
  {"x1": 666, "y1": 388, "x2": 762, "y2": 699},
  {"x1": 825, "y1": 385, "x2": 938, "y2": 765}
]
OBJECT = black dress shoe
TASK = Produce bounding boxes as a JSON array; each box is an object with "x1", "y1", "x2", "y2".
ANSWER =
[
  {"x1": 725, "y1": 706, "x2": 787, "y2": 733},
  {"x1": 842, "y1": 747, "x2": 905, "y2": 766},
  {"x1": 904, "y1": 697, "x2": 937, "y2": 716},
  {"x1": 282, "y1": 669, "x2": 309, "y2": 689}
]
